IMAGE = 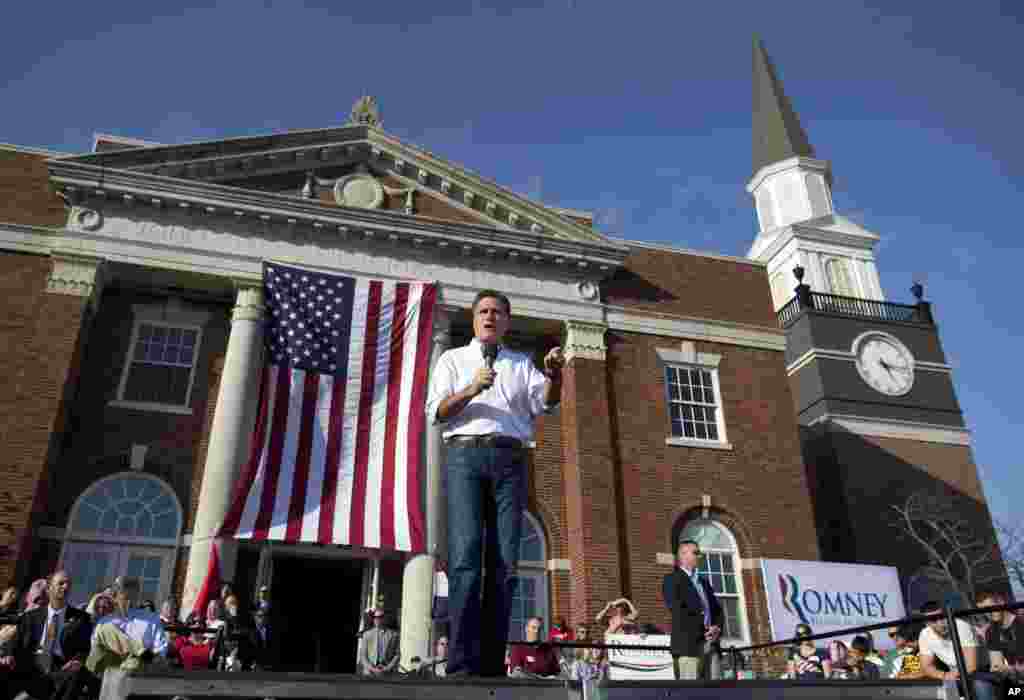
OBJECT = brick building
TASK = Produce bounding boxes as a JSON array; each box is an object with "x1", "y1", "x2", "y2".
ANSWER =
[{"x1": 0, "y1": 42, "x2": 998, "y2": 672}]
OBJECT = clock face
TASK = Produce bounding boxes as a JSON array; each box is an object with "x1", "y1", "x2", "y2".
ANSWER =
[{"x1": 853, "y1": 332, "x2": 915, "y2": 396}]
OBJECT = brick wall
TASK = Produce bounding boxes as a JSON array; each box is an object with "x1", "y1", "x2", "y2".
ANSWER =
[
  {"x1": 604, "y1": 248, "x2": 777, "y2": 329},
  {"x1": 0, "y1": 251, "x2": 92, "y2": 587},
  {"x1": 0, "y1": 148, "x2": 67, "y2": 227},
  {"x1": 606, "y1": 330, "x2": 819, "y2": 646}
]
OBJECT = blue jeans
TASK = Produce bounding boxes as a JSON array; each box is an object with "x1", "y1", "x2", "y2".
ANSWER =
[{"x1": 444, "y1": 445, "x2": 526, "y2": 675}]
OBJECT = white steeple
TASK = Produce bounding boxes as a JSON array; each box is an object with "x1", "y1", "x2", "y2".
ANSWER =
[{"x1": 747, "y1": 37, "x2": 885, "y2": 310}]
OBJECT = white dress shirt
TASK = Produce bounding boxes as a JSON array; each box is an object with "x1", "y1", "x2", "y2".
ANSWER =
[
  {"x1": 95, "y1": 608, "x2": 169, "y2": 656},
  {"x1": 37, "y1": 606, "x2": 66, "y2": 657},
  {"x1": 426, "y1": 338, "x2": 553, "y2": 442}
]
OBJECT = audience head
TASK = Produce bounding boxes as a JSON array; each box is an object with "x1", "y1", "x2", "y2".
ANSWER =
[
  {"x1": 93, "y1": 593, "x2": 114, "y2": 620},
  {"x1": 435, "y1": 635, "x2": 449, "y2": 659},
  {"x1": 919, "y1": 601, "x2": 948, "y2": 637},
  {"x1": 794, "y1": 623, "x2": 813, "y2": 639},
  {"x1": 828, "y1": 640, "x2": 848, "y2": 664},
  {"x1": 220, "y1": 583, "x2": 234, "y2": 602},
  {"x1": 0, "y1": 586, "x2": 16, "y2": 611},
  {"x1": 976, "y1": 590, "x2": 1009, "y2": 625},
  {"x1": 141, "y1": 599, "x2": 156, "y2": 613},
  {"x1": 224, "y1": 594, "x2": 240, "y2": 618},
  {"x1": 47, "y1": 570, "x2": 71, "y2": 608},
  {"x1": 848, "y1": 636, "x2": 870, "y2": 665},
  {"x1": 206, "y1": 598, "x2": 223, "y2": 623},
  {"x1": 25, "y1": 579, "x2": 48, "y2": 611},
  {"x1": 113, "y1": 577, "x2": 141, "y2": 612},
  {"x1": 161, "y1": 598, "x2": 178, "y2": 621},
  {"x1": 525, "y1": 616, "x2": 544, "y2": 642},
  {"x1": 799, "y1": 640, "x2": 817, "y2": 658},
  {"x1": 677, "y1": 539, "x2": 701, "y2": 571}
]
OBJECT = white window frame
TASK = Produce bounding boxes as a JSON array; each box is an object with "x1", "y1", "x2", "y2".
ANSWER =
[
  {"x1": 823, "y1": 257, "x2": 858, "y2": 298},
  {"x1": 61, "y1": 472, "x2": 183, "y2": 608},
  {"x1": 111, "y1": 300, "x2": 211, "y2": 415},
  {"x1": 656, "y1": 342, "x2": 732, "y2": 450},
  {"x1": 678, "y1": 519, "x2": 751, "y2": 647},
  {"x1": 510, "y1": 511, "x2": 549, "y2": 634}
]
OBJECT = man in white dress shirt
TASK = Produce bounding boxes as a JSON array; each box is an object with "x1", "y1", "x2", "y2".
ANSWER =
[
  {"x1": 426, "y1": 289, "x2": 563, "y2": 677},
  {"x1": 88, "y1": 577, "x2": 168, "y2": 675}
]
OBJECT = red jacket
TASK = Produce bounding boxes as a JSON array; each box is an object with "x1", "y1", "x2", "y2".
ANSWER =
[{"x1": 508, "y1": 643, "x2": 560, "y2": 676}]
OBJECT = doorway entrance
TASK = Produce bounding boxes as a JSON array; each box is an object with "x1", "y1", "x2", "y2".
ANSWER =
[{"x1": 271, "y1": 555, "x2": 365, "y2": 673}]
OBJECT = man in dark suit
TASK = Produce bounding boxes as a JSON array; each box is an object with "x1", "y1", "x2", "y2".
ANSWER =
[
  {"x1": 663, "y1": 540, "x2": 723, "y2": 681},
  {"x1": 1, "y1": 570, "x2": 97, "y2": 700},
  {"x1": 250, "y1": 606, "x2": 279, "y2": 671}
]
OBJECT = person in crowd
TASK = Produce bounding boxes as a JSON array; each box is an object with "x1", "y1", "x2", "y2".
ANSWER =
[
  {"x1": 87, "y1": 577, "x2": 168, "y2": 675},
  {"x1": 827, "y1": 640, "x2": 851, "y2": 679},
  {"x1": 417, "y1": 636, "x2": 449, "y2": 678},
  {"x1": 1, "y1": 586, "x2": 18, "y2": 615},
  {"x1": 251, "y1": 606, "x2": 278, "y2": 671},
  {"x1": 569, "y1": 645, "x2": 609, "y2": 683},
  {"x1": 2, "y1": 570, "x2": 97, "y2": 700},
  {"x1": 890, "y1": 625, "x2": 925, "y2": 680},
  {"x1": 792, "y1": 639, "x2": 826, "y2": 679},
  {"x1": 784, "y1": 623, "x2": 832, "y2": 679},
  {"x1": 173, "y1": 627, "x2": 214, "y2": 671},
  {"x1": 159, "y1": 599, "x2": 178, "y2": 627},
  {"x1": 204, "y1": 600, "x2": 225, "y2": 642},
  {"x1": 360, "y1": 609, "x2": 398, "y2": 677},
  {"x1": 568, "y1": 624, "x2": 590, "y2": 670},
  {"x1": 667, "y1": 540, "x2": 723, "y2": 681},
  {"x1": 842, "y1": 636, "x2": 881, "y2": 680},
  {"x1": 508, "y1": 617, "x2": 561, "y2": 678},
  {"x1": 917, "y1": 600, "x2": 999, "y2": 700},
  {"x1": 219, "y1": 584, "x2": 234, "y2": 605},
  {"x1": 211, "y1": 594, "x2": 258, "y2": 672},
  {"x1": 254, "y1": 586, "x2": 271, "y2": 613},
  {"x1": 91, "y1": 594, "x2": 114, "y2": 623},
  {"x1": 977, "y1": 590, "x2": 1024, "y2": 678},
  {"x1": 598, "y1": 599, "x2": 641, "y2": 637},
  {"x1": 140, "y1": 601, "x2": 156, "y2": 614},
  {"x1": 426, "y1": 289, "x2": 564, "y2": 677},
  {"x1": 23, "y1": 580, "x2": 49, "y2": 613}
]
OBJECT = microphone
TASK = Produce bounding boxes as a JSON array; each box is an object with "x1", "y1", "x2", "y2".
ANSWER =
[{"x1": 481, "y1": 342, "x2": 498, "y2": 370}]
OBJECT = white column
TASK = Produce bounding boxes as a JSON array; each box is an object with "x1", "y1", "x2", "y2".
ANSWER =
[
  {"x1": 399, "y1": 309, "x2": 451, "y2": 667},
  {"x1": 182, "y1": 283, "x2": 265, "y2": 615}
]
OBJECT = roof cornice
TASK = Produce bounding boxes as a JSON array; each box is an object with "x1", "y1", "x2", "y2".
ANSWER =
[{"x1": 47, "y1": 159, "x2": 629, "y2": 273}]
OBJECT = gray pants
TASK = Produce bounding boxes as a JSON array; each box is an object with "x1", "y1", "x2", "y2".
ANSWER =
[{"x1": 673, "y1": 642, "x2": 719, "y2": 681}]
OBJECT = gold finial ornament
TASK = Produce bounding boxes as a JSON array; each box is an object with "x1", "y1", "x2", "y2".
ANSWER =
[{"x1": 349, "y1": 96, "x2": 382, "y2": 127}]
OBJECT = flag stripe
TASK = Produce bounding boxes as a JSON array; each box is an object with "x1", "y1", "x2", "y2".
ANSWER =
[
  {"x1": 220, "y1": 263, "x2": 435, "y2": 553},
  {"x1": 285, "y1": 371, "x2": 319, "y2": 541},
  {"x1": 363, "y1": 282, "x2": 394, "y2": 549},
  {"x1": 253, "y1": 364, "x2": 292, "y2": 540},
  {"x1": 349, "y1": 280, "x2": 382, "y2": 547},
  {"x1": 380, "y1": 283, "x2": 409, "y2": 551},
  {"x1": 219, "y1": 363, "x2": 272, "y2": 537},
  {"x1": 405, "y1": 283, "x2": 436, "y2": 552}
]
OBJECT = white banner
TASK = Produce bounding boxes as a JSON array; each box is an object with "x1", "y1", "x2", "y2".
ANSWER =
[
  {"x1": 605, "y1": 634, "x2": 674, "y2": 680},
  {"x1": 760, "y1": 559, "x2": 906, "y2": 649}
]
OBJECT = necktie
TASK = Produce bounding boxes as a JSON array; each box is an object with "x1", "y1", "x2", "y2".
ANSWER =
[
  {"x1": 45, "y1": 614, "x2": 58, "y2": 653},
  {"x1": 377, "y1": 631, "x2": 383, "y2": 662}
]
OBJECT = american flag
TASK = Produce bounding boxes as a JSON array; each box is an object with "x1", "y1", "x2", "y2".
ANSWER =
[{"x1": 219, "y1": 262, "x2": 437, "y2": 552}]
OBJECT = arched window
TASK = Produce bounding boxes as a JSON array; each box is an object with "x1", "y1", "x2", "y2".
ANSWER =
[
  {"x1": 676, "y1": 518, "x2": 750, "y2": 645},
  {"x1": 824, "y1": 258, "x2": 856, "y2": 297},
  {"x1": 508, "y1": 511, "x2": 548, "y2": 637},
  {"x1": 62, "y1": 473, "x2": 182, "y2": 608}
]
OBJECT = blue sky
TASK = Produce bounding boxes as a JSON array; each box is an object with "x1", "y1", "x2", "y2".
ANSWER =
[{"x1": 3, "y1": 2, "x2": 1021, "y2": 531}]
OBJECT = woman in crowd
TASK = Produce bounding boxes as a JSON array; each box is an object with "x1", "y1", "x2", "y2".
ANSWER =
[
  {"x1": 785, "y1": 623, "x2": 832, "y2": 679},
  {"x1": 175, "y1": 625, "x2": 215, "y2": 671},
  {"x1": 828, "y1": 640, "x2": 851, "y2": 679},
  {"x1": 0, "y1": 586, "x2": 18, "y2": 616},
  {"x1": 88, "y1": 591, "x2": 114, "y2": 621},
  {"x1": 23, "y1": 578, "x2": 48, "y2": 611},
  {"x1": 569, "y1": 645, "x2": 609, "y2": 682},
  {"x1": 596, "y1": 598, "x2": 641, "y2": 637}
]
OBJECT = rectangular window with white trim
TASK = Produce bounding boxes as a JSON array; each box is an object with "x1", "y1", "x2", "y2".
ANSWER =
[
  {"x1": 113, "y1": 300, "x2": 211, "y2": 413},
  {"x1": 119, "y1": 323, "x2": 201, "y2": 407},
  {"x1": 664, "y1": 365, "x2": 729, "y2": 446}
]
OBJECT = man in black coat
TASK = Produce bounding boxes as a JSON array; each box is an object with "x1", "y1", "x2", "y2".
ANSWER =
[
  {"x1": 0, "y1": 571, "x2": 97, "y2": 700},
  {"x1": 662, "y1": 540, "x2": 723, "y2": 681}
]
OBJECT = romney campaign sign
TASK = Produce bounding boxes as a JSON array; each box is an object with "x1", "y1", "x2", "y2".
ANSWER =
[{"x1": 760, "y1": 559, "x2": 906, "y2": 647}]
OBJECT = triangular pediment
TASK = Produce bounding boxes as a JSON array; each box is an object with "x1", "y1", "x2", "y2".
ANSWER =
[
  {"x1": 749, "y1": 213, "x2": 880, "y2": 260},
  {"x1": 59, "y1": 125, "x2": 608, "y2": 246}
]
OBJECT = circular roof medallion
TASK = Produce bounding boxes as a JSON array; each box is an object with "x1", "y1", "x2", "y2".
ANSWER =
[{"x1": 334, "y1": 174, "x2": 384, "y2": 210}]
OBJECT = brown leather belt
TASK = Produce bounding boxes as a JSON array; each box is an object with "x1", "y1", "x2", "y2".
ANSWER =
[{"x1": 446, "y1": 434, "x2": 524, "y2": 449}]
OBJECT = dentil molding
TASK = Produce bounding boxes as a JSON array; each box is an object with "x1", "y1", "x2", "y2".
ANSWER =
[
  {"x1": 46, "y1": 253, "x2": 105, "y2": 310},
  {"x1": 564, "y1": 320, "x2": 607, "y2": 362}
]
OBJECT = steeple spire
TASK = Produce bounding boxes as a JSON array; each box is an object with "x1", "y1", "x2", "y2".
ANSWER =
[{"x1": 752, "y1": 36, "x2": 815, "y2": 175}]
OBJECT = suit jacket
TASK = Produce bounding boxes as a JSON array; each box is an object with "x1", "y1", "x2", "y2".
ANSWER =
[
  {"x1": 361, "y1": 627, "x2": 399, "y2": 672},
  {"x1": 10, "y1": 606, "x2": 93, "y2": 668},
  {"x1": 664, "y1": 569, "x2": 723, "y2": 658},
  {"x1": 251, "y1": 620, "x2": 280, "y2": 670}
]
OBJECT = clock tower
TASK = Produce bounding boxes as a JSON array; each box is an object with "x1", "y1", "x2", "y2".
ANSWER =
[{"x1": 747, "y1": 38, "x2": 1003, "y2": 603}]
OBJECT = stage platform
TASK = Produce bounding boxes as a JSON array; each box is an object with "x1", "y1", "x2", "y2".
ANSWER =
[{"x1": 117, "y1": 669, "x2": 950, "y2": 700}]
